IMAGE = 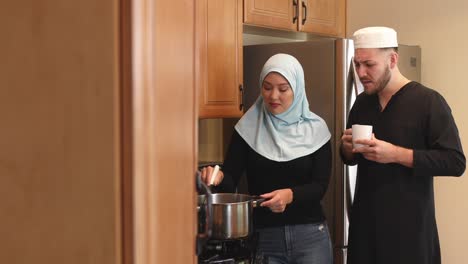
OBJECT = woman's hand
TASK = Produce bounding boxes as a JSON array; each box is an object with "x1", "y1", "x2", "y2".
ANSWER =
[
  {"x1": 260, "y1": 188, "x2": 293, "y2": 213},
  {"x1": 200, "y1": 166, "x2": 224, "y2": 186}
]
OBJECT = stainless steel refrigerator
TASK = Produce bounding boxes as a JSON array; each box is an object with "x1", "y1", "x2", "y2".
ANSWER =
[{"x1": 233, "y1": 39, "x2": 422, "y2": 264}]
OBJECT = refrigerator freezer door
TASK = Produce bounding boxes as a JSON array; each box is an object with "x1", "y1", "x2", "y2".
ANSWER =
[{"x1": 243, "y1": 39, "x2": 348, "y2": 264}]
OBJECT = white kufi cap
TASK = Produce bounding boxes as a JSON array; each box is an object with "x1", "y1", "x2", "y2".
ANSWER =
[{"x1": 353, "y1": 26, "x2": 398, "y2": 49}]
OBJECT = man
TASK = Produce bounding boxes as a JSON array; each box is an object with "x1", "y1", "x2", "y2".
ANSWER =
[{"x1": 340, "y1": 26, "x2": 466, "y2": 264}]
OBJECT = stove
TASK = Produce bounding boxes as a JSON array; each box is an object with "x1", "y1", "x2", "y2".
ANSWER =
[
  {"x1": 198, "y1": 236, "x2": 267, "y2": 264},
  {"x1": 195, "y1": 172, "x2": 267, "y2": 264}
]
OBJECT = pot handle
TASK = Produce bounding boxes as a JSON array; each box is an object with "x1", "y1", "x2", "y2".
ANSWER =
[
  {"x1": 251, "y1": 196, "x2": 267, "y2": 208},
  {"x1": 195, "y1": 171, "x2": 213, "y2": 255}
]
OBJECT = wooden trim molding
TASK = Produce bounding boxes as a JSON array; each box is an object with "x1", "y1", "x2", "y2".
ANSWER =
[
  {"x1": 131, "y1": 0, "x2": 197, "y2": 263},
  {"x1": 120, "y1": 0, "x2": 134, "y2": 263},
  {"x1": 132, "y1": 0, "x2": 157, "y2": 262}
]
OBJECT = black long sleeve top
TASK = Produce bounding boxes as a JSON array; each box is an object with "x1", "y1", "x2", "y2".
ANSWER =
[{"x1": 218, "y1": 130, "x2": 332, "y2": 228}]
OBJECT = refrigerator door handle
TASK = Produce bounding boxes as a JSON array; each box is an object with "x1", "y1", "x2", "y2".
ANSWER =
[
  {"x1": 344, "y1": 51, "x2": 360, "y2": 237},
  {"x1": 345, "y1": 57, "x2": 363, "y2": 115}
]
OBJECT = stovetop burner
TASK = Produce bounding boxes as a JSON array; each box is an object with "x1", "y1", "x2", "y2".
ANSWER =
[
  {"x1": 198, "y1": 235, "x2": 267, "y2": 264},
  {"x1": 199, "y1": 239, "x2": 250, "y2": 264}
]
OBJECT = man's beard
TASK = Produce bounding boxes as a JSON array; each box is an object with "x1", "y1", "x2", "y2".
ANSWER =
[{"x1": 364, "y1": 65, "x2": 391, "y2": 95}]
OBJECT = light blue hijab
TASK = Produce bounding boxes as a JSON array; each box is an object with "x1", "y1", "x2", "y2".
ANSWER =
[{"x1": 235, "y1": 53, "x2": 331, "y2": 162}]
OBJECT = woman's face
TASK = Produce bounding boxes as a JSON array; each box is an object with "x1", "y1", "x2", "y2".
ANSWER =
[{"x1": 261, "y1": 72, "x2": 294, "y2": 115}]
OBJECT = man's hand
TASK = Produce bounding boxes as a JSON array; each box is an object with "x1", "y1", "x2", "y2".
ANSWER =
[
  {"x1": 340, "y1": 128, "x2": 354, "y2": 161},
  {"x1": 353, "y1": 134, "x2": 413, "y2": 167}
]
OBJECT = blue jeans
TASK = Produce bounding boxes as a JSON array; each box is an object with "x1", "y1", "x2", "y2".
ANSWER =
[{"x1": 256, "y1": 222, "x2": 333, "y2": 264}]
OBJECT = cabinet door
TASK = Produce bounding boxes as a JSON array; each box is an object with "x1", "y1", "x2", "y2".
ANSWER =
[
  {"x1": 298, "y1": 0, "x2": 345, "y2": 37},
  {"x1": 197, "y1": 0, "x2": 244, "y2": 118},
  {"x1": 244, "y1": 0, "x2": 297, "y2": 31}
]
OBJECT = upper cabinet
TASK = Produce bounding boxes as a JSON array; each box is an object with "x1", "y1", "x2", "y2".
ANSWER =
[
  {"x1": 196, "y1": 0, "x2": 345, "y2": 119},
  {"x1": 197, "y1": 0, "x2": 244, "y2": 118},
  {"x1": 244, "y1": 0, "x2": 345, "y2": 37},
  {"x1": 244, "y1": 0, "x2": 297, "y2": 32}
]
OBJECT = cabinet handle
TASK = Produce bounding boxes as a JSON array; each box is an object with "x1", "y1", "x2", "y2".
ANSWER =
[
  {"x1": 293, "y1": 0, "x2": 298, "y2": 24},
  {"x1": 301, "y1": 1, "x2": 307, "y2": 25},
  {"x1": 239, "y1": 84, "x2": 244, "y2": 111}
]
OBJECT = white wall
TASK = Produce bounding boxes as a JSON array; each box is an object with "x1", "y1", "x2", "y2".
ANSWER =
[{"x1": 348, "y1": 1, "x2": 468, "y2": 262}]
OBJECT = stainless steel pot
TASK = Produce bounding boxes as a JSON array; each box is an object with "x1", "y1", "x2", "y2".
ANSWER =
[{"x1": 198, "y1": 193, "x2": 264, "y2": 240}]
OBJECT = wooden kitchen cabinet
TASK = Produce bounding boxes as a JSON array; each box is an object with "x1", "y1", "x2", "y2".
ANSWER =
[
  {"x1": 197, "y1": 0, "x2": 244, "y2": 118},
  {"x1": 244, "y1": 0, "x2": 346, "y2": 37}
]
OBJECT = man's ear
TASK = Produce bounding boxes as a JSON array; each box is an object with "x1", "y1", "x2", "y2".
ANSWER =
[{"x1": 389, "y1": 52, "x2": 399, "y2": 69}]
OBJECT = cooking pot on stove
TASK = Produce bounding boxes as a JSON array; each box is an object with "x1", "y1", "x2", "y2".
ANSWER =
[{"x1": 198, "y1": 193, "x2": 265, "y2": 240}]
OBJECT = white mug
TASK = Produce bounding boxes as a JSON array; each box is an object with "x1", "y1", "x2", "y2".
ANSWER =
[{"x1": 352, "y1": 124, "x2": 373, "y2": 148}]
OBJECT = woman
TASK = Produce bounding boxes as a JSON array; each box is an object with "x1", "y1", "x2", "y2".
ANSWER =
[{"x1": 201, "y1": 53, "x2": 333, "y2": 264}]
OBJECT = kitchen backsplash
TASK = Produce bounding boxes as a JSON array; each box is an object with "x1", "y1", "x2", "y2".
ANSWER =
[
  {"x1": 198, "y1": 119, "x2": 224, "y2": 163},
  {"x1": 198, "y1": 118, "x2": 238, "y2": 164}
]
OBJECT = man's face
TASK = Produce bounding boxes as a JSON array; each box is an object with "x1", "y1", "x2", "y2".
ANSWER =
[{"x1": 354, "y1": 48, "x2": 393, "y2": 95}]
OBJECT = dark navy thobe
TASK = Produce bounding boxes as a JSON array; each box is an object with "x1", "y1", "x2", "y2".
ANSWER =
[{"x1": 343, "y1": 82, "x2": 465, "y2": 264}]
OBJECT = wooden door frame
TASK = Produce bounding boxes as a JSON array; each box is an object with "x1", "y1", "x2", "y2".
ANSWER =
[{"x1": 121, "y1": 0, "x2": 197, "y2": 263}]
